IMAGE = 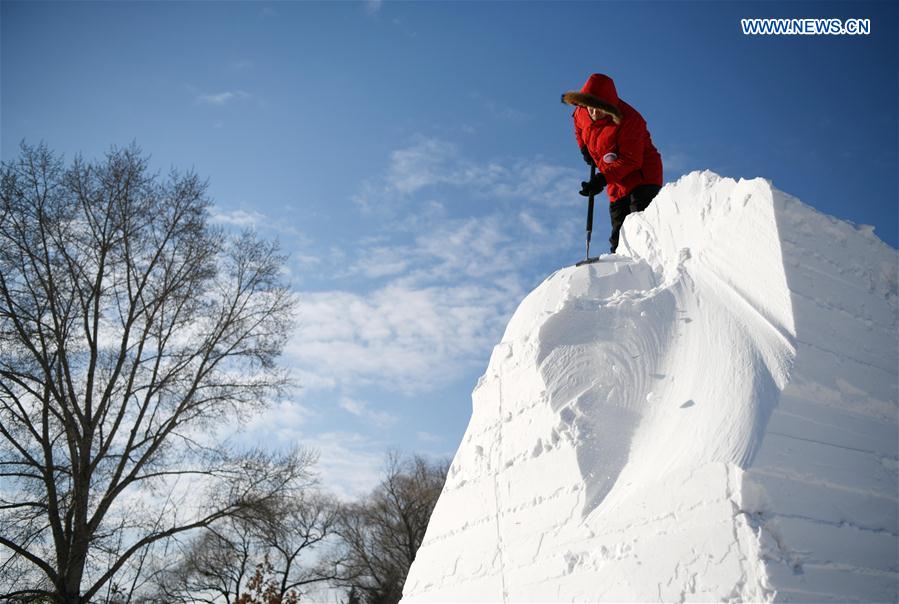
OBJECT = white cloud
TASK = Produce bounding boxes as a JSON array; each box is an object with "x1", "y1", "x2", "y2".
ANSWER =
[
  {"x1": 210, "y1": 208, "x2": 267, "y2": 227},
  {"x1": 293, "y1": 254, "x2": 322, "y2": 267},
  {"x1": 213, "y1": 136, "x2": 586, "y2": 498},
  {"x1": 287, "y1": 277, "x2": 518, "y2": 395},
  {"x1": 519, "y1": 211, "x2": 545, "y2": 235},
  {"x1": 292, "y1": 368, "x2": 337, "y2": 392},
  {"x1": 351, "y1": 246, "x2": 410, "y2": 279},
  {"x1": 245, "y1": 399, "x2": 314, "y2": 437},
  {"x1": 345, "y1": 212, "x2": 568, "y2": 287},
  {"x1": 286, "y1": 138, "x2": 583, "y2": 397},
  {"x1": 386, "y1": 138, "x2": 459, "y2": 194},
  {"x1": 343, "y1": 223, "x2": 468, "y2": 282},
  {"x1": 237, "y1": 405, "x2": 386, "y2": 498},
  {"x1": 308, "y1": 431, "x2": 386, "y2": 498},
  {"x1": 239, "y1": 417, "x2": 385, "y2": 499},
  {"x1": 485, "y1": 100, "x2": 531, "y2": 122},
  {"x1": 339, "y1": 397, "x2": 396, "y2": 427},
  {"x1": 195, "y1": 90, "x2": 252, "y2": 106},
  {"x1": 210, "y1": 207, "x2": 307, "y2": 241},
  {"x1": 364, "y1": 0, "x2": 383, "y2": 15},
  {"x1": 363, "y1": 136, "x2": 581, "y2": 207},
  {"x1": 416, "y1": 431, "x2": 444, "y2": 444}
]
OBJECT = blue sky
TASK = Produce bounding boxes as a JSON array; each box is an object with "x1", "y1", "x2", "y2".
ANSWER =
[{"x1": 3, "y1": 1, "x2": 896, "y2": 496}]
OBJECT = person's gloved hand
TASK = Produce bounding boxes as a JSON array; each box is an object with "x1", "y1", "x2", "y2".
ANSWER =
[
  {"x1": 579, "y1": 171, "x2": 606, "y2": 197},
  {"x1": 580, "y1": 145, "x2": 595, "y2": 167}
]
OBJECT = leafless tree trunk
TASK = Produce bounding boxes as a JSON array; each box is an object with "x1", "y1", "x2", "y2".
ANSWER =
[
  {"x1": 0, "y1": 143, "x2": 302, "y2": 603},
  {"x1": 336, "y1": 453, "x2": 448, "y2": 604}
]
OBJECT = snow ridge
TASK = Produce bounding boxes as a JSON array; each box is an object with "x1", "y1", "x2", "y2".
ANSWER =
[{"x1": 402, "y1": 171, "x2": 898, "y2": 603}]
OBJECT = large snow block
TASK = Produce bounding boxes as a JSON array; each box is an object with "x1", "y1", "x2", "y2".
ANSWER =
[{"x1": 401, "y1": 171, "x2": 898, "y2": 603}]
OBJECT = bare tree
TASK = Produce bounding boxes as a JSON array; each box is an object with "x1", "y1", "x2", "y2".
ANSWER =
[
  {"x1": 0, "y1": 142, "x2": 303, "y2": 603},
  {"x1": 152, "y1": 514, "x2": 263, "y2": 604},
  {"x1": 262, "y1": 493, "x2": 342, "y2": 600},
  {"x1": 337, "y1": 453, "x2": 448, "y2": 604},
  {"x1": 152, "y1": 492, "x2": 342, "y2": 604}
]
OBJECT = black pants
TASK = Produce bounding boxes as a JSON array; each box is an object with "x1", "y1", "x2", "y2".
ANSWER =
[{"x1": 609, "y1": 184, "x2": 661, "y2": 253}]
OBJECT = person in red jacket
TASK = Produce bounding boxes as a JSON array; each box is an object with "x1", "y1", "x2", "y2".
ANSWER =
[{"x1": 563, "y1": 73, "x2": 663, "y2": 253}]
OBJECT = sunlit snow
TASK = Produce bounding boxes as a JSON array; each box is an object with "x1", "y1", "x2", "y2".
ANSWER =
[{"x1": 402, "y1": 171, "x2": 898, "y2": 603}]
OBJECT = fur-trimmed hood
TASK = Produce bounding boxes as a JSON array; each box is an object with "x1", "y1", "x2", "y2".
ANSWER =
[{"x1": 561, "y1": 73, "x2": 622, "y2": 124}]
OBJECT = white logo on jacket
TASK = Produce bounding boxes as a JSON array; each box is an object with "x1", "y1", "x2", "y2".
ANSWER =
[{"x1": 603, "y1": 152, "x2": 618, "y2": 164}]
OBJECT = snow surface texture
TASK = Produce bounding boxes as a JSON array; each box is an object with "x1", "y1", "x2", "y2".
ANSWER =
[{"x1": 401, "y1": 171, "x2": 898, "y2": 603}]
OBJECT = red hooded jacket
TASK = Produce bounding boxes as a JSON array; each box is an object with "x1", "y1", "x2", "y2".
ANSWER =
[{"x1": 572, "y1": 74, "x2": 663, "y2": 203}]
